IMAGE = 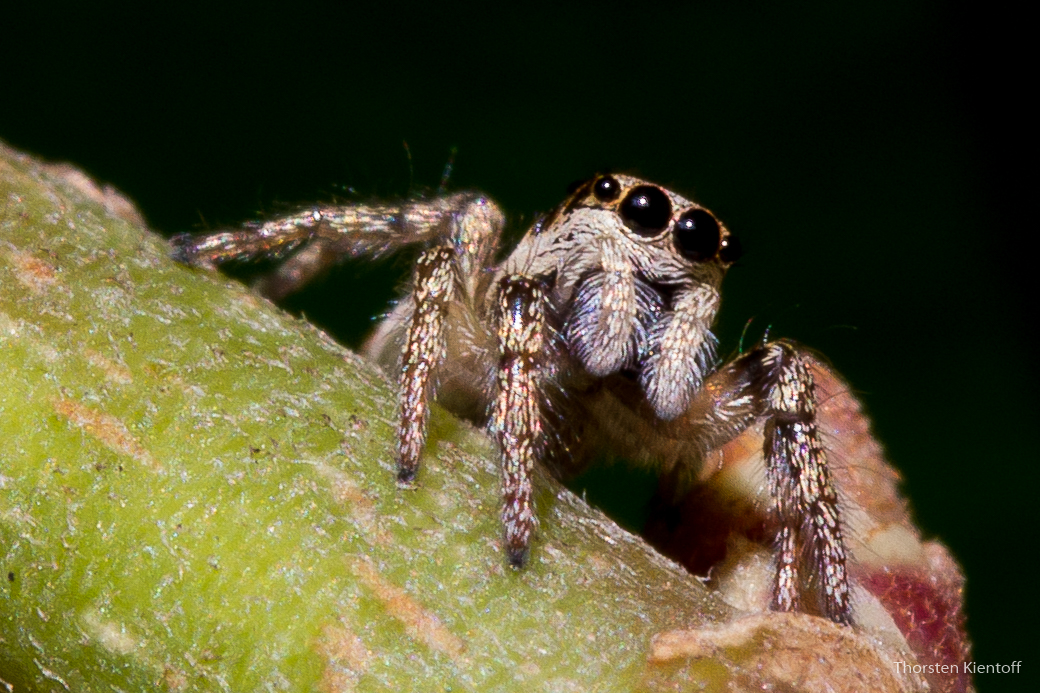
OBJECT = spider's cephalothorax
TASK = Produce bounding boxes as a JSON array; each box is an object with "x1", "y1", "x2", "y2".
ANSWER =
[{"x1": 171, "y1": 174, "x2": 851, "y2": 625}]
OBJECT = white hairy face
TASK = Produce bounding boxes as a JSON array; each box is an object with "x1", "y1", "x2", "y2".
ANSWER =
[{"x1": 500, "y1": 174, "x2": 739, "y2": 419}]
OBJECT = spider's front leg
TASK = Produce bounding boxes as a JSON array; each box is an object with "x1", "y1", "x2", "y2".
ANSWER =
[
  {"x1": 394, "y1": 245, "x2": 457, "y2": 483},
  {"x1": 490, "y1": 274, "x2": 553, "y2": 567},
  {"x1": 703, "y1": 341, "x2": 851, "y2": 625}
]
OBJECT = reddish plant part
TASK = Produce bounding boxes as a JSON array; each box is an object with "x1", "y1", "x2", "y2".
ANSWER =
[{"x1": 646, "y1": 360, "x2": 971, "y2": 692}]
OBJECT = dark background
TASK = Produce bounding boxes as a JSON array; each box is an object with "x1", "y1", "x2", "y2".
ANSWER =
[{"x1": 3, "y1": 2, "x2": 1033, "y2": 686}]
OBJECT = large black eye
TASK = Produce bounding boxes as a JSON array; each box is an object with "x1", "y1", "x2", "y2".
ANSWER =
[
  {"x1": 593, "y1": 176, "x2": 621, "y2": 202},
  {"x1": 673, "y1": 208, "x2": 721, "y2": 261},
  {"x1": 620, "y1": 185, "x2": 672, "y2": 236}
]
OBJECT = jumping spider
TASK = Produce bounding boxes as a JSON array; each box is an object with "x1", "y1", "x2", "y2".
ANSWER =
[{"x1": 171, "y1": 174, "x2": 852, "y2": 625}]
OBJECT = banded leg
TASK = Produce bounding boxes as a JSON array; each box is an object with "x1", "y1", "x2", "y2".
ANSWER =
[
  {"x1": 170, "y1": 218, "x2": 316, "y2": 268},
  {"x1": 762, "y1": 343, "x2": 850, "y2": 624},
  {"x1": 395, "y1": 246, "x2": 457, "y2": 483},
  {"x1": 171, "y1": 192, "x2": 502, "y2": 299},
  {"x1": 172, "y1": 193, "x2": 506, "y2": 479},
  {"x1": 491, "y1": 275, "x2": 549, "y2": 567},
  {"x1": 685, "y1": 340, "x2": 852, "y2": 624}
]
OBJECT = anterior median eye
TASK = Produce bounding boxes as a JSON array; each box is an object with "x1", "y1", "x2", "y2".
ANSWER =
[
  {"x1": 673, "y1": 208, "x2": 721, "y2": 261},
  {"x1": 620, "y1": 185, "x2": 672, "y2": 236}
]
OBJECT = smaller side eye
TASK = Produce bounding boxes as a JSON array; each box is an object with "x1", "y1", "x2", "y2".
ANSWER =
[
  {"x1": 620, "y1": 185, "x2": 672, "y2": 236},
  {"x1": 593, "y1": 176, "x2": 621, "y2": 202},
  {"x1": 719, "y1": 234, "x2": 742, "y2": 263},
  {"x1": 673, "y1": 208, "x2": 721, "y2": 261}
]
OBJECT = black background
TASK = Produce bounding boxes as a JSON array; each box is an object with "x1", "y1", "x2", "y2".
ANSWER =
[{"x1": 3, "y1": 2, "x2": 1033, "y2": 685}]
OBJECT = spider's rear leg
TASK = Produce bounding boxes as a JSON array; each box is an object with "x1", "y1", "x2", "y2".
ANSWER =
[
  {"x1": 171, "y1": 191, "x2": 509, "y2": 489},
  {"x1": 491, "y1": 275, "x2": 552, "y2": 567},
  {"x1": 171, "y1": 193, "x2": 500, "y2": 300},
  {"x1": 170, "y1": 218, "x2": 315, "y2": 272}
]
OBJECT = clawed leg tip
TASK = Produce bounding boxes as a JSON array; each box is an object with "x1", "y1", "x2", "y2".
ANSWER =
[
  {"x1": 396, "y1": 468, "x2": 418, "y2": 486},
  {"x1": 169, "y1": 234, "x2": 196, "y2": 265},
  {"x1": 506, "y1": 547, "x2": 529, "y2": 569}
]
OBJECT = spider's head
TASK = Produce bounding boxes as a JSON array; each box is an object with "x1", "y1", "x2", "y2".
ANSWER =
[
  {"x1": 528, "y1": 174, "x2": 742, "y2": 418},
  {"x1": 560, "y1": 173, "x2": 741, "y2": 275}
]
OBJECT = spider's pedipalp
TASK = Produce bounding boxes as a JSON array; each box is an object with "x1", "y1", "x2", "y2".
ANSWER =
[
  {"x1": 640, "y1": 282, "x2": 720, "y2": 421},
  {"x1": 565, "y1": 257, "x2": 664, "y2": 377}
]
